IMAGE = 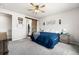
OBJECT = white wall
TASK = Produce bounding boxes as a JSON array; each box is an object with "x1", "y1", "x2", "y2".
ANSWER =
[
  {"x1": 39, "y1": 8, "x2": 79, "y2": 44},
  {"x1": 0, "y1": 8, "x2": 29, "y2": 41},
  {"x1": 0, "y1": 8, "x2": 39, "y2": 41},
  {"x1": 0, "y1": 13, "x2": 12, "y2": 39},
  {"x1": 12, "y1": 14, "x2": 27, "y2": 41}
]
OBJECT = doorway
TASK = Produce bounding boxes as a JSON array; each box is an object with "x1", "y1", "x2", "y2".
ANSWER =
[
  {"x1": 0, "y1": 13, "x2": 12, "y2": 41},
  {"x1": 26, "y1": 17, "x2": 37, "y2": 36}
]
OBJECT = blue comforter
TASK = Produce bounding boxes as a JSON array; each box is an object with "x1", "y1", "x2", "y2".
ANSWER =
[{"x1": 31, "y1": 32, "x2": 60, "y2": 48}]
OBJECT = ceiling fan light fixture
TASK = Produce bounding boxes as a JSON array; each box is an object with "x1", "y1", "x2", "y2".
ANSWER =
[
  {"x1": 28, "y1": 3, "x2": 45, "y2": 13},
  {"x1": 34, "y1": 10, "x2": 40, "y2": 13}
]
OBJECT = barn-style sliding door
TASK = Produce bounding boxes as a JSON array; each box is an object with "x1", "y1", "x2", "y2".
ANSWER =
[{"x1": 32, "y1": 19, "x2": 37, "y2": 33}]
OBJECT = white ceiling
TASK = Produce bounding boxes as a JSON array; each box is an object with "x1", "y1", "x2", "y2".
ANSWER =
[{"x1": 0, "y1": 3, "x2": 79, "y2": 19}]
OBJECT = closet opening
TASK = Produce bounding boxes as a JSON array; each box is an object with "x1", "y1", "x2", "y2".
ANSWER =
[{"x1": 0, "y1": 13, "x2": 12, "y2": 41}]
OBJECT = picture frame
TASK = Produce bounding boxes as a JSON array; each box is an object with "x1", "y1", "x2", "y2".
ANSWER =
[{"x1": 18, "y1": 17, "x2": 23, "y2": 24}]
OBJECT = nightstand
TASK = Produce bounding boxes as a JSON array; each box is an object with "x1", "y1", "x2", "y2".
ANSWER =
[
  {"x1": 60, "y1": 34, "x2": 70, "y2": 44},
  {"x1": 0, "y1": 32, "x2": 8, "y2": 55}
]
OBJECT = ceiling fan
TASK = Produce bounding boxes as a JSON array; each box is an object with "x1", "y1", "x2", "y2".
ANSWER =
[{"x1": 28, "y1": 3, "x2": 45, "y2": 13}]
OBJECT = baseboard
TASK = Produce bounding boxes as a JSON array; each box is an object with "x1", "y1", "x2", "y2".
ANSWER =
[{"x1": 70, "y1": 41, "x2": 79, "y2": 45}]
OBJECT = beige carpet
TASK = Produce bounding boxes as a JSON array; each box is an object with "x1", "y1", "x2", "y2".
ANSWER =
[{"x1": 8, "y1": 38, "x2": 79, "y2": 55}]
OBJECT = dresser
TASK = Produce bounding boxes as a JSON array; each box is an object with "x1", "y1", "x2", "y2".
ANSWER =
[
  {"x1": 0, "y1": 32, "x2": 8, "y2": 55},
  {"x1": 60, "y1": 34, "x2": 70, "y2": 44}
]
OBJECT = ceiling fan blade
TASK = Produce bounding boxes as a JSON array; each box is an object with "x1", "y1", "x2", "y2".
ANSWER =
[
  {"x1": 30, "y1": 3, "x2": 35, "y2": 6},
  {"x1": 28, "y1": 9, "x2": 33, "y2": 11},
  {"x1": 40, "y1": 5, "x2": 45, "y2": 8},
  {"x1": 40, "y1": 10, "x2": 45, "y2": 13},
  {"x1": 41, "y1": 11, "x2": 45, "y2": 13}
]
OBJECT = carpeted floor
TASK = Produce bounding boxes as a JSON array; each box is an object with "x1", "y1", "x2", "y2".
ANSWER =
[{"x1": 8, "y1": 38, "x2": 79, "y2": 55}]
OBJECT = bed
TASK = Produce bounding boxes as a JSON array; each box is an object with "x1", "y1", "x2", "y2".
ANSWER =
[{"x1": 31, "y1": 32, "x2": 60, "y2": 49}]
